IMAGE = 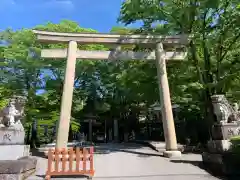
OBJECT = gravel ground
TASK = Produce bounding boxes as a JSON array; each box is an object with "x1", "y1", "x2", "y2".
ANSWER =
[{"x1": 28, "y1": 143, "x2": 221, "y2": 180}]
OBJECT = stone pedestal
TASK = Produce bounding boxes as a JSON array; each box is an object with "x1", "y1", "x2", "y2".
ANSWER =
[
  {"x1": 163, "y1": 150, "x2": 181, "y2": 158},
  {"x1": 202, "y1": 122, "x2": 240, "y2": 175},
  {"x1": 0, "y1": 145, "x2": 30, "y2": 160},
  {"x1": 0, "y1": 124, "x2": 30, "y2": 160},
  {"x1": 0, "y1": 126, "x2": 25, "y2": 145},
  {"x1": 211, "y1": 122, "x2": 240, "y2": 140},
  {"x1": 206, "y1": 122, "x2": 240, "y2": 154},
  {"x1": 0, "y1": 96, "x2": 37, "y2": 179},
  {"x1": 207, "y1": 140, "x2": 231, "y2": 153},
  {"x1": 202, "y1": 151, "x2": 240, "y2": 176}
]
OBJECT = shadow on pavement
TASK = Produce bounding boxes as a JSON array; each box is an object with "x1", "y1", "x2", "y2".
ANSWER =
[
  {"x1": 37, "y1": 174, "x2": 89, "y2": 179},
  {"x1": 31, "y1": 148, "x2": 47, "y2": 158},
  {"x1": 171, "y1": 160, "x2": 240, "y2": 180},
  {"x1": 31, "y1": 143, "x2": 163, "y2": 158},
  {"x1": 93, "y1": 143, "x2": 163, "y2": 157},
  {"x1": 111, "y1": 149, "x2": 164, "y2": 157},
  {"x1": 37, "y1": 174, "x2": 228, "y2": 179}
]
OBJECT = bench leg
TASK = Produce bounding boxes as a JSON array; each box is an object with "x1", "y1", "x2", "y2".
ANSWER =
[{"x1": 87, "y1": 176, "x2": 93, "y2": 180}]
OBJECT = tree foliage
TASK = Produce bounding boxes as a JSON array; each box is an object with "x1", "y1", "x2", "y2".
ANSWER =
[
  {"x1": 0, "y1": 1, "x2": 239, "y2": 145},
  {"x1": 0, "y1": 21, "x2": 159, "y2": 137},
  {"x1": 119, "y1": 0, "x2": 240, "y2": 134}
]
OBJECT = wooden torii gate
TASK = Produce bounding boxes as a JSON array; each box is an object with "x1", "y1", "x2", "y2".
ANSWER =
[{"x1": 33, "y1": 30, "x2": 188, "y2": 158}]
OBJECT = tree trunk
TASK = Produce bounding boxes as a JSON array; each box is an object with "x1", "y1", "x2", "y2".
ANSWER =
[
  {"x1": 189, "y1": 40, "x2": 215, "y2": 141},
  {"x1": 203, "y1": 88, "x2": 215, "y2": 141}
]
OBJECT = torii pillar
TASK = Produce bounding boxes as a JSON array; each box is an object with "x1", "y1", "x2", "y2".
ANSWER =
[
  {"x1": 56, "y1": 41, "x2": 77, "y2": 148},
  {"x1": 155, "y1": 43, "x2": 181, "y2": 158}
]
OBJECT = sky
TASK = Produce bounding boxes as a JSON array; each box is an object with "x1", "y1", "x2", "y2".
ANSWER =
[
  {"x1": 0, "y1": 0, "x2": 142, "y2": 95},
  {"x1": 0, "y1": 0, "x2": 141, "y2": 32}
]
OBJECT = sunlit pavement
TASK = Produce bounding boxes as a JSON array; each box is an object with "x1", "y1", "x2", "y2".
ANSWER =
[{"x1": 28, "y1": 143, "x2": 220, "y2": 180}]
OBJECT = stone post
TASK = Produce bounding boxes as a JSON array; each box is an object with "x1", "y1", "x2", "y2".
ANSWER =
[
  {"x1": 56, "y1": 41, "x2": 77, "y2": 148},
  {"x1": 43, "y1": 125, "x2": 48, "y2": 136},
  {"x1": 31, "y1": 119, "x2": 38, "y2": 148},
  {"x1": 104, "y1": 119, "x2": 107, "y2": 143},
  {"x1": 109, "y1": 129, "x2": 112, "y2": 141},
  {"x1": 155, "y1": 43, "x2": 181, "y2": 158},
  {"x1": 89, "y1": 119, "x2": 93, "y2": 142},
  {"x1": 113, "y1": 119, "x2": 119, "y2": 142}
]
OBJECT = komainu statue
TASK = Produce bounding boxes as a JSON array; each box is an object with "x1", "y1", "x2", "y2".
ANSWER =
[
  {"x1": 0, "y1": 96, "x2": 25, "y2": 129},
  {"x1": 211, "y1": 95, "x2": 240, "y2": 124}
]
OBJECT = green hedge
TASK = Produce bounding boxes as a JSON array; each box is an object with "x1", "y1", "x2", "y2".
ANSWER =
[
  {"x1": 230, "y1": 135, "x2": 240, "y2": 154},
  {"x1": 224, "y1": 135, "x2": 240, "y2": 174}
]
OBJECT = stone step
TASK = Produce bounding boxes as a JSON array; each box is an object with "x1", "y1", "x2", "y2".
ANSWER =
[
  {"x1": 134, "y1": 140, "x2": 184, "y2": 152},
  {"x1": 0, "y1": 156, "x2": 37, "y2": 180},
  {"x1": 38, "y1": 142, "x2": 78, "y2": 153},
  {"x1": 39, "y1": 141, "x2": 78, "y2": 148}
]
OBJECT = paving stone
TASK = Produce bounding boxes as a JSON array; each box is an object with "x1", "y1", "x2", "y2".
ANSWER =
[{"x1": 28, "y1": 143, "x2": 224, "y2": 180}]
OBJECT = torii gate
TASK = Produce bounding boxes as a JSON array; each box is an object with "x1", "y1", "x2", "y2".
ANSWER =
[{"x1": 33, "y1": 30, "x2": 188, "y2": 158}]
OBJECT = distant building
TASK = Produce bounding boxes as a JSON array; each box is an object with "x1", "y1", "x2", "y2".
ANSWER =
[{"x1": 147, "y1": 102, "x2": 180, "y2": 122}]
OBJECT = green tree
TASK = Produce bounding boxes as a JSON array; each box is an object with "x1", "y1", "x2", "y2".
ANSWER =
[
  {"x1": 0, "y1": 20, "x2": 107, "y2": 144},
  {"x1": 119, "y1": 0, "x2": 240, "y2": 139}
]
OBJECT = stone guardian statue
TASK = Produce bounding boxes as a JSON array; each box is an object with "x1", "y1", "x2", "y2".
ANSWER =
[{"x1": 0, "y1": 96, "x2": 25, "y2": 130}]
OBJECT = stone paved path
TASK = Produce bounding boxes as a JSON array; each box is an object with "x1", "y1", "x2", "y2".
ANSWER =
[{"x1": 28, "y1": 143, "x2": 220, "y2": 180}]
